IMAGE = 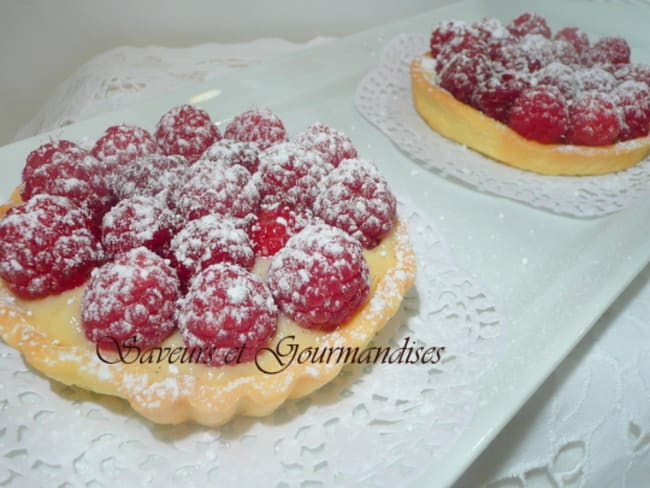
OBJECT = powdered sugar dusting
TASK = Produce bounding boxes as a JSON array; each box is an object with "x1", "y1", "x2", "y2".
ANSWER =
[
  {"x1": 574, "y1": 67, "x2": 616, "y2": 92},
  {"x1": 534, "y1": 62, "x2": 579, "y2": 99},
  {"x1": 155, "y1": 105, "x2": 221, "y2": 164},
  {"x1": 21, "y1": 146, "x2": 114, "y2": 220},
  {"x1": 314, "y1": 159, "x2": 396, "y2": 249},
  {"x1": 169, "y1": 214, "x2": 254, "y2": 286},
  {"x1": 568, "y1": 90, "x2": 622, "y2": 145},
  {"x1": 177, "y1": 263, "x2": 278, "y2": 366},
  {"x1": 200, "y1": 139, "x2": 261, "y2": 174},
  {"x1": 254, "y1": 142, "x2": 333, "y2": 209},
  {"x1": 101, "y1": 195, "x2": 178, "y2": 257},
  {"x1": 267, "y1": 223, "x2": 370, "y2": 330},
  {"x1": 173, "y1": 160, "x2": 259, "y2": 221},
  {"x1": 612, "y1": 81, "x2": 650, "y2": 141},
  {"x1": 224, "y1": 107, "x2": 287, "y2": 150},
  {"x1": 22, "y1": 139, "x2": 82, "y2": 183},
  {"x1": 91, "y1": 124, "x2": 160, "y2": 170},
  {"x1": 81, "y1": 247, "x2": 179, "y2": 349},
  {"x1": 294, "y1": 122, "x2": 358, "y2": 168},
  {"x1": 0, "y1": 195, "x2": 103, "y2": 298},
  {"x1": 114, "y1": 154, "x2": 189, "y2": 200}
]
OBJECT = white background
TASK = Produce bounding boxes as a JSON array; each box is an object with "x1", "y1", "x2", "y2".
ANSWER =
[{"x1": 0, "y1": 0, "x2": 457, "y2": 146}]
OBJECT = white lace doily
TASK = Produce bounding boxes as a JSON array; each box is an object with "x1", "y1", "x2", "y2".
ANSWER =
[
  {"x1": 0, "y1": 198, "x2": 505, "y2": 487},
  {"x1": 13, "y1": 38, "x2": 332, "y2": 143},
  {"x1": 354, "y1": 33, "x2": 650, "y2": 218}
]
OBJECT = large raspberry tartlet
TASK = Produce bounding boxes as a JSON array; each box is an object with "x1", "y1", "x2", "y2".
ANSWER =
[
  {"x1": 0, "y1": 107, "x2": 415, "y2": 426},
  {"x1": 411, "y1": 13, "x2": 650, "y2": 175}
]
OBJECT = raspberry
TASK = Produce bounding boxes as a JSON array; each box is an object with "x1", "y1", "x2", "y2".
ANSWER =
[
  {"x1": 22, "y1": 144, "x2": 95, "y2": 200},
  {"x1": 267, "y1": 224, "x2": 370, "y2": 331},
  {"x1": 439, "y1": 49, "x2": 492, "y2": 104},
  {"x1": 574, "y1": 67, "x2": 617, "y2": 92},
  {"x1": 535, "y1": 62, "x2": 578, "y2": 99},
  {"x1": 172, "y1": 160, "x2": 259, "y2": 222},
  {"x1": 200, "y1": 139, "x2": 261, "y2": 174},
  {"x1": 169, "y1": 215, "x2": 254, "y2": 288},
  {"x1": 519, "y1": 34, "x2": 555, "y2": 72},
  {"x1": 436, "y1": 34, "x2": 488, "y2": 75},
  {"x1": 294, "y1": 122, "x2": 358, "y2": 168},
  {"x1": 21, "y1": 147, "x2": 114, "y2": 222},
  {"x1": 178, "y1": 263, "x2": 278, "y2": 367},
  {"x1": 82, "y1": 247, "x2": 179, "y2": 351},
  {"x1": 429, "y1": 20, "x2": 480, "y2": 59},
  {"x1": 223, "y1": 108, "x2": 287, "y2": 150},
  {"x1": 313, "y1": 159, "x2": 396, "y2": 249},
  {"x1": 612, "y1": 81, "x2": 650, "y2": 140},
  {"x1": 91, "y1": 125, "x2": 159, "y2": 171},
  {"x1": 553, "y1": 40, "x2": 581, "y2": 66},
  {"x1": 590, "y1": 37, "x2": 631, "y2": 65},
  {"x1": 567, "y1": 91, "x2": 622, "y2": 146},
  {"x1": 254, "y1": 142, "x2": 333, "y2": 210},
  {"x1": 488, "y1": 39, "x2": 529, "y2": 72},
  {"x1": 113, "y1": 154, "x2": 189, "y2": 200},
  {"x1": 614, "y1": 64, "x2": 650, "y2": 88},
  {"x1": 473, "y1": 73, "x2": 528, "y2": 123},
  {"x1": 472, "y1": 18, "x2": 511, "y2": 42},
  {"x1": 554, "y1": 27, "x2": 590, "y2": 56},
  {"x1": 0, "y1": 195, "x2": 103, "y2": 299},
  {"x1": 507, "y1": 13, "x2": 552, "y2": 38},
  {"x1": 101, "y1": 196, "x2": 179, "y2": 258},
  {"x1": 155, "y1": 104, "x2": 221, "y2": 164},
  {"x1": 509, "y1": 86, "x2": 569, "y2": 144},
  {"x1": 22, "y1": 139, "x2": 82, "y2": 183},
  {"x1": 247, "y1": 204, "x2": 310, "y2": 257}
]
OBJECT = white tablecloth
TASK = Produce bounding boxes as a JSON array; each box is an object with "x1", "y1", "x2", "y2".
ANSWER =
[{"x1": 13, "y1": 38, "x2": 650, "y2": 488}]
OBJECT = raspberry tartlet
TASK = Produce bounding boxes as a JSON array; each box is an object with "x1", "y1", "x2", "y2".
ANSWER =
[
  {"x1": 411, "y1": 13, "x2": 650, "y2": 175},
  {"x1": 0, "y1": 107, "x2": 415, "y2": 426}
]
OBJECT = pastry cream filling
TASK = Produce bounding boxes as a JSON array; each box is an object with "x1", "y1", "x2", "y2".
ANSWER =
[
  {"x1": 411, "y1": 53, "x2": 650, "y2": 176},
  {"x1": 0, "y1": 190, "x2": 416, "y2": 425}
]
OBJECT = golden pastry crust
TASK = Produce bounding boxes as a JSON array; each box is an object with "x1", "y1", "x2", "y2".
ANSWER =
[
  {"x1": 0, "y1": 190, "x2": 416, "y2": 426},
  {"x1": 411, "y1": 53, "x2": 650, "y2": 176}
]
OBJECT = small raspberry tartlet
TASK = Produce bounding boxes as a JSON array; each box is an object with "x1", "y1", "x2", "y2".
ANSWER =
[
  {"x1": 411, "y1": 13, "x2": 650, "y2": 175},
  {"x1": 0, "y1": 106, "x2": 415, "y2": 426}
]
